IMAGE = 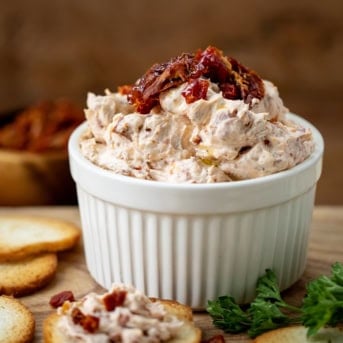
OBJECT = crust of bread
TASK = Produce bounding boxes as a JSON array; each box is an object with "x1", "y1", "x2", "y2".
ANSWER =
[
  {"x1": 0, "y1": 295, "x2": 35, "y2": 343},
  {"x1": 151, "y1": 297, "x2": 193, "y2": 322},
  {"x1": 0, "y1": 253, "x2": 57, "y2": 297},
  {"x1": 43, "y1": 312, "x2": 62, "y2": 343},
  {"x1": 43, "y1": 299, "x2": 201, "y2": 343},
  {"x1": 254, "y1": 325, "x2": 343, "y2": 343},
  {"x1": 0, "y1": 215, "x2": 80, "y2": 262},
  {"x1": 159, "y1": 299, "x2": 201, "y2": 343}
]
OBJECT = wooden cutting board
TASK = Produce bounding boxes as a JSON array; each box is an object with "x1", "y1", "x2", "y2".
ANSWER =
[{"x1": 0, "y1": 206, "x2": 342, "y2": 342}]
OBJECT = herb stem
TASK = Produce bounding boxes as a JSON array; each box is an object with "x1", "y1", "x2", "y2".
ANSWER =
[{"x1": 277, "y1": 302, "x2": 303, "y2": 313}]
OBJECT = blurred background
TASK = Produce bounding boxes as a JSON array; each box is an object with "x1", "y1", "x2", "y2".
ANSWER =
[{"x1": 0, "y1": 0, "x2": 342, "y2": 205}]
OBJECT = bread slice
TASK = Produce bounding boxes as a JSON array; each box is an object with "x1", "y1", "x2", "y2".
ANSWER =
[
  {"x1": 0, "y1": 253, "x2": 58, "y2": 297},
  {"x1": 0, "y1": 295, "x2": 35, "y2": 343},
  {"x1": 254, "y1": 325, "x2": 343, "y2": 342},
  {"x1": 0, "y1": 215, "x2": 80, "y2": 262},
  {"x1": 43, "y1": 298, "x2": 201, "y2": 343}
]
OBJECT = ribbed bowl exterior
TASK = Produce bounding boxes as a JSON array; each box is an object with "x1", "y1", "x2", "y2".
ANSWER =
[{"x1": 76, "y1": 183, "x2": 316, "y2": 308}]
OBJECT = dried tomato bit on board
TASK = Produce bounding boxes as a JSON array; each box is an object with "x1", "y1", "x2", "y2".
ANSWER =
[
  {"x1": 201, "y1": 334, "x2": 225, "y2": 343},
  {"x1": 103, "y1": 289, "x2": 127, "y2": 311},
  {"x1": 49, "y1": 290, "x2": 75, "y2": 308}
]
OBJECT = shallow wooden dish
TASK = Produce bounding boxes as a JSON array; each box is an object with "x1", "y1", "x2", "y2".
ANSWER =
[{"x1": 0, "y1": 149, "x2": 76, "y2": 206}]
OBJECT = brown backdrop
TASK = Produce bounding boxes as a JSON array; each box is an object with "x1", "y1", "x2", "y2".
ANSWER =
[{"x1": 0, "y1": 0, "x2": 342, "y2": 204}]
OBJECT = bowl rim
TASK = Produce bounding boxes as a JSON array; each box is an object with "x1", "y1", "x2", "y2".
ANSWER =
[{"x1": 68, "y1": 113, "x2": 324, "y2": 213}]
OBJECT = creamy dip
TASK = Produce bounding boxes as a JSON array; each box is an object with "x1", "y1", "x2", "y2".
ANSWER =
[
  {"x1": 57, "y1": 284, "x2": 183, "y2": 342},
  {"x1": 80, "y1": 80, "x2": 314, "y2": 183}
]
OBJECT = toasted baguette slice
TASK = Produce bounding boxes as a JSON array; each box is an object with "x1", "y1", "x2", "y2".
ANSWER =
[
  {"x1": 0, "y1": 215, "x2": 80, "y2": 262},
  {"x1": 0, "y1": 295, "x2": 35, "y2": 343},
  {"x1": 0, "y1": 253, "x2": 58, "y2": 297},
  {"x1": 43, "y1": 299, "x2": 201, "y2": 343},
  {"x1": 254, "y1": 325, "x2": 343, "y2": 343}
]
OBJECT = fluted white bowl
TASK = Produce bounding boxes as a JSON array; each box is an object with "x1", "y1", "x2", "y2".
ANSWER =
[{"x1": 69, "y1": 113, "x2": 324, "y2": 308}]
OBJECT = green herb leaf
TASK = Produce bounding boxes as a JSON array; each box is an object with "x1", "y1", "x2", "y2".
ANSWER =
[
  {"x1": 255, "y1": 269, "x2": 302, "y2": 313},
  {"x1": 302, "y1": 262, "x2": 343, "y2": 336},
  {"x1": 206, "y1": 263, "x2": 343, "y2": 339},
  {"x1": 248, "y1": 298, "x2": 291, "y2": 337},
  {"x1": 207, "y1": 296, "x2": 251, "y2": 333},
  {"x1": 332, "y1": 261, "x2": 343, "y2": 286},
  {"x1": 255, "y1": 269, "x2": 283, "y2": 303},
  {"x1": 247, "y1": 269, "x2": 301, "y2": 337}
]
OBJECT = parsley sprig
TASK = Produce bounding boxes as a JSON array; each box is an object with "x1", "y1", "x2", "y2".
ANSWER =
[{"x1": 207, "y1": 262, "x2": 343, "y2": 338}]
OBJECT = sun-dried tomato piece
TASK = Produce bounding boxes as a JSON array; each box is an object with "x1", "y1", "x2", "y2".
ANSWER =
[
  {"x1": 192, "y1": 46, "x2": 232, "y2": 83},
  {"x1": 118, "y1": 84, "x2": 133, "y2": 95},
  {"x1": 103, "y1": 290, "x2": 127, "y2": 311},
  {"x1": 125, "y1": 46, "x2": 264, "y2": 114},
  {"x1": 128, "y1": 53, "x2": 194, "y2": 114},
  {"x1": 49, "y1": 290, "x2": 75, "y2": 308},
  {"x1": 202, "y1": 334, "x2": 225, "y2": 343},
  {"x1": 72, "y1": 308, "x2": 99, "y2": 333},
  {"x1": 71, "y1": 307, "x2": 84, "y2": 325},
  {"x1": 228, "y1": 56, "x2": 264, "y2": 103},
  {"x1": 219, "y1": 83, "x2": 241, "y2": 100},
  {"x1": 182, "y1": 79, "x2": 209, "y2": 104},
  {"x1": 81, "y1": 315, "x2": 100, "y2": 333}
]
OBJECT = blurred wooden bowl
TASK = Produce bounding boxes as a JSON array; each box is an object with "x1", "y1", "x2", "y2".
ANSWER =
[
  {"x1": 0, "y1": 149, "x2": 76, "y2": 206},
  {"x1": 0, "y1": 101, "x2": 84, "y2": 206}
]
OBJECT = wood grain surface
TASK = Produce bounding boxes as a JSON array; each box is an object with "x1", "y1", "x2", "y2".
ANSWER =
[{"x1": 0, "y1": 206, "x2": 342, "y2": 342}]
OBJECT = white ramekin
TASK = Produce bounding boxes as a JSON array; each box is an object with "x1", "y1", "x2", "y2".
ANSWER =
[{"x1": 68, "y1": 113, "x2": 324, "y2": 309}]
